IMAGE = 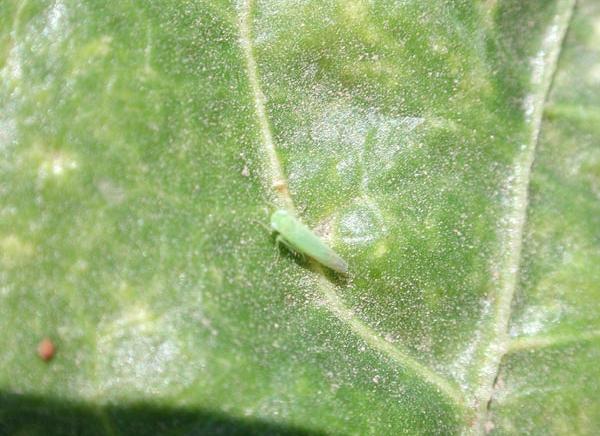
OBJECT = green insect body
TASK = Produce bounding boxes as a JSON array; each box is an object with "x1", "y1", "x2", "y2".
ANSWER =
[{"x1": 270, "y1": 209, "x2": 348, "y2": 274}]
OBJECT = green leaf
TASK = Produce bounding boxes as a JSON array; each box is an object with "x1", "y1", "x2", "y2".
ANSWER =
[
  {"x1": 0, "y1": 0, "x2": 598, "y2": 434},
  {"x1": 485, "y1": 0, "x2": 600, "y2": 433}
]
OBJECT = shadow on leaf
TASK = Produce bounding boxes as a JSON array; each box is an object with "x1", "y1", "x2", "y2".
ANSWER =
[{"x1": 0, "y1": 392, "x2": 325, "y2": 436}]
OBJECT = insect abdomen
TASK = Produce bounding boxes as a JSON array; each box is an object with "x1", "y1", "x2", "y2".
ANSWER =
[{"x1": 270, "y1": 209, "x2": 348, "y2": 274}]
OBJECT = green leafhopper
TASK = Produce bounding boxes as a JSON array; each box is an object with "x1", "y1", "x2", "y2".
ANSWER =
[{"x1": 270, "y1": 209, "x2": 348, "y2": 274}]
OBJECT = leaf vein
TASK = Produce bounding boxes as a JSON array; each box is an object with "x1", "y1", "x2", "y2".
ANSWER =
[
  {"x1": 471, "y1": 1, "x2": 578, "y2": 432},
  {"x1": 237, "y1": 0, "x2": 464, "y2": 407},
  {"x1": 238, "y1": 0, "x2": 293, "y2": 210},
  {"x1": 508, "y1": 329, "x2": 600, "y2": 353}
]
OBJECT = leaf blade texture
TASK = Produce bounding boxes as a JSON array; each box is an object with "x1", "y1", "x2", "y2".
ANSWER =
[{"x1": 0, "y1": 0, "x2": 598, "y2": 434}]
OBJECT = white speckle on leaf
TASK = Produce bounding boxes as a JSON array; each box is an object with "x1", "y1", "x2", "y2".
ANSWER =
[
  {"x1": 97, "y1": 179, "x2": 126, "y2": 205},
  {"x1": 448, "y1": 299, "x2": 491, "y2": 390},
  {"x1": 92, "y1": 306, "x2": 200, "y2": 398},
  {"x1": 0, "y1": 118, "x2": 17, "y2": 154},
  {"x1": 287, "y1": 101, "x2": 425, "y2": 190},
  {"x1": 38, "y1": 153, "x2": 78, "y2": 182},
  {"x1": 44, "y1": 1, "x2": 68, "y2": 38},
  {"x1": 337, "y1": 199, "x2": 386, "y2": 246},
  {"x1": 510, "y1": 304, "x2": 564, "y2": 337},
  {"x1": 1, "y1": 45, "x2": 23, "y2": 83}
]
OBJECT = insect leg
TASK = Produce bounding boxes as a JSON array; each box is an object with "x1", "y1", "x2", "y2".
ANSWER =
[{"x1": 253, "y1": 218, "x2": 274, "y2": 234}]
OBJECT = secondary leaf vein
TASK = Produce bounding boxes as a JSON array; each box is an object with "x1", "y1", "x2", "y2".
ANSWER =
[{"x1": 508, "y1": 329, "x2": 600, "y2": 353}]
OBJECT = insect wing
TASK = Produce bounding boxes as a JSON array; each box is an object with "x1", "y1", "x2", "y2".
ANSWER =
[{"x1": 279, "y1": 215, "x2": 348, "y2": 274}]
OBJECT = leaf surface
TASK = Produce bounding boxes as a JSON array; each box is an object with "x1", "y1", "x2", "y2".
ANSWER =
[{"x1": 0, "y1": 0, "x2": 598, "y2": 434}]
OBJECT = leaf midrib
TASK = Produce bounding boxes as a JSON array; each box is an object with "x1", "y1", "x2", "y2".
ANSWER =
[{"x1": 470, "y1": 0, "x2": 578, "y2": 432}]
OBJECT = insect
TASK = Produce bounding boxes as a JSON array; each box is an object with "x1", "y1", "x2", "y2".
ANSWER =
[{"x1": 270, "y1": 209, "x2": 348, "y2": 274}]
